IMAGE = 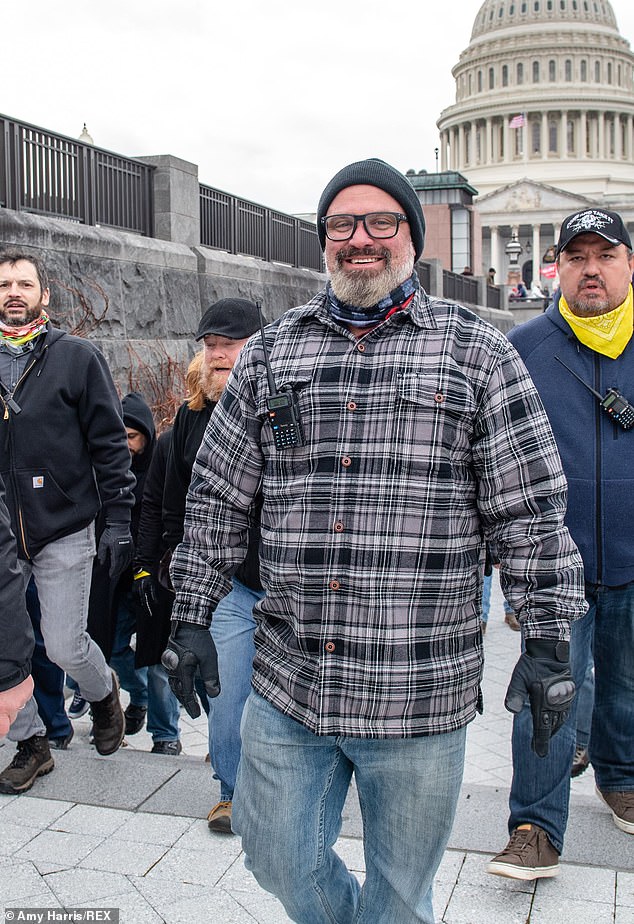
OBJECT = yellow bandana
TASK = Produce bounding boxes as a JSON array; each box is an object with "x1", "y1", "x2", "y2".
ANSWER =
[{"x1": 558, "y1": 285, "x2": 633, "y2": 359}]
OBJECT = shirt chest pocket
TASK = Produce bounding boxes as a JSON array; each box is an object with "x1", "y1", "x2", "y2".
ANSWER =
[{"x1": 392, "y1": 371, "x2": 476, "y2": 474}]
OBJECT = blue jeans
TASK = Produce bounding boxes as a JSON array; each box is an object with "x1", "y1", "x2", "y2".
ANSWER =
[
  {"x1": 233, "y1": 692, "x2": 467, "y2": 924},
  {"x1": 481, "y1": 572, "x2": 492, "y2": 625},
  {"x1": 575, "y1": 657, "x2": 594, "y2": 750},
  {"x1": 110, "y1": 591, "x2": 180, "y2": 743},
  {"x1": 9, "y1": 525, "x2": 112, "y2": 742},
  {"x1": 207, "y1": 579, "x2": 264, "y2": 800},
  {"x1": 509, "y1": 581, "x2": 634, "y2": 853}
]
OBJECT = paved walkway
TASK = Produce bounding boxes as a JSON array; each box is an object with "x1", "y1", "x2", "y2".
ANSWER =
[{"x1": 1, "y1": 574, "x2": 633, "y2": 923}]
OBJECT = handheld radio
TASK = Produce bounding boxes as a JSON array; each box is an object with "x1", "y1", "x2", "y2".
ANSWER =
[
  {"x1": 257, "y1": 302, "x2": 305, "y2": 450},
  {"x1": 555, "y1": 356, "x2": 634, "y2": 430}
]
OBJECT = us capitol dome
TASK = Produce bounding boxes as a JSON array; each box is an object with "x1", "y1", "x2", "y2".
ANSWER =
[{"x1": 436, "y1": 0, "x2": 634, "y2": 284}]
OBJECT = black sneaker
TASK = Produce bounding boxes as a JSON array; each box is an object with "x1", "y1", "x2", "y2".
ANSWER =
[
  {"x1": 48, "y1": 726, "x2": 74, "y2": 750},
  {"x1": 151, "y1": 740, "x2": 183, "y2": 756},
  {"x1": 124, "y1": 703, "x2": 147, "y2": 736},
  {"x1": 487, "y1": 824, "x2": 560, "y2": 880},
  {"x1": 0, "y1": 735, "x2": 55, "y2": 794},
  {"x1": 67, "y1": 692, "x2": 90, "y2": 719},
  {"x1": 89, "y1": 671, "x2": 125, "y2": 756}
]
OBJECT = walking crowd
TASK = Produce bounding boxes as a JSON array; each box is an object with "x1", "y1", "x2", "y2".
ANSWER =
[{"x1": 0, "y1": 161, "x2": 632, "y2": 923}]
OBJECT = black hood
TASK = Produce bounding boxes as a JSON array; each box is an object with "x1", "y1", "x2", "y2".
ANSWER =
[{"x1": 121, "y1": 392, "x2": 156, "y2": 474}]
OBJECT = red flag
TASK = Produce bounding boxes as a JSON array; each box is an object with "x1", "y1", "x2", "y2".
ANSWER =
[{"x1": 509, "y1": 114, "x2": 525, "y2": 128}]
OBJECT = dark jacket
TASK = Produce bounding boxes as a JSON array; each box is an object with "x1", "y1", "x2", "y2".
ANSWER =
[
  {"x1": 133, "y1": 428, "x2": 174, "y2": 667},
  {"x1": 163, "y1": 399, "x2": 262, "y2": 591},
  {"x1": 0, "y1": 474, "x2": 34, "y2": 693},
  {"x1": 508, "y1": 299, "x2": 634, "y2": 585},
  {"x1": 87, "y1": 392, "x2": 156, "y2": 660},
  {"x1": 0, "y1": 325, "x2": 135, "y2": 558}
]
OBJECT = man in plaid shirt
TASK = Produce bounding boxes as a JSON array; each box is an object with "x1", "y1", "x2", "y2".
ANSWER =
[{"x1": 165, "y1": 159, "x2": 586, "y2": 923}]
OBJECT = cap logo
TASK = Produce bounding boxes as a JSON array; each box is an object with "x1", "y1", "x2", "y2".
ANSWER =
[{"x1": 566, "y1": 210, "x2": 615, "y2": 235}]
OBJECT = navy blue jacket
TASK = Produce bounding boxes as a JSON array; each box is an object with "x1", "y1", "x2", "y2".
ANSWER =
[{"x1": 508, "y1": 300, "x2": 634, "y2": 586}]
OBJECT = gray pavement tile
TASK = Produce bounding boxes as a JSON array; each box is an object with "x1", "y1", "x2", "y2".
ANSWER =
[
  {"x1": 50, "y1": 803, "x2": 133, "y2": 837},
  {"x1": 530, "y1": 895, "x2": 615, "y2": 923},
  {"x1": 44, "y1": 867, "x2": 140, "y2": 906},
  {"x1": 436, "y1": 850, "x2": 466, "y2": 883},
  {"x1": 440, "y1": 882, "x2": 534, "y2": 923},
  {"x1": 457, "y1": 853, "x2": 536, "y2": 895},
  {"x1": 220, "y1": 888, "x2": 293, "y2": 923},
  {"x1": 618, "y1": 871, "x2": 634, "y2": 907},
  {"x1": 0, "y1": 856, "x2": 54, "y2": 903},
  {"x1": 0, "y1": 820, "x2": 43, "y2": 855},
  {"x1": 129, "y1": 875, "x2": 213, "y2": 914},
  {"x1": 535, "y1": 864, "x2": 615, "y2": 903},
  {"x1": 147, "y1": 843, "x2": 242, "y2": 887},
  {"x1": 616, "y1": 909, "x2": 634, "y2": 924},
  {"x1": 14, "y1": 829, "x2": 104, "y2": 866},
  {"x1": 79, "y1": 890, "x2": 165, "y2": 923},
  {"x1": 163, "y1": 887, "x2": 282, "y2": 923},
  {"x1": 137, "y1": 762, "x2": 220, "y2": 818},
  {"x1": 333, "y1": 836, "x2": 365, "y2": 874},
  {"x1": 78, "y1": 838, "x2": 170, "y2": 875},
  {"x1": 173, "y1": 817, "x2": 225, "y2": 850},
  {"x1": 115, "y1": 810, "x2": 194, "y2": 845},
  {"x1": 0, "y1": 795, "x2": 73, "y2": 827}
]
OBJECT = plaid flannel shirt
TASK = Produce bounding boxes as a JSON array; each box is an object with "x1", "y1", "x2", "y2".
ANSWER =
[{"x1": 171, "y1": 287, "x2": 586, "y2": 738}]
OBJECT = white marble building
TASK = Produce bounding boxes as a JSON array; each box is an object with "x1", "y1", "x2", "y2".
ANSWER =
[{"x1": 437, "y1": 0, "x2": 634, "y2": 287}]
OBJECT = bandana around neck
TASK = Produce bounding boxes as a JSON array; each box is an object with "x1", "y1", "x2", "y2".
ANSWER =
[
  {"x1": 327, "y1": 272, "x2": 419, "y2": 328},
  {"x1": 558, "y1": 285, "x2": 633, "y2": 359},
  {"x1": 0, "y1": 311, "x2": 49, "y2": 347}
]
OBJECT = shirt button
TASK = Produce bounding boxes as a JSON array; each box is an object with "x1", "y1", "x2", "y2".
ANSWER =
[
  {"x1": 334, "y1": 521, "x2": 344, "y2": 533},
  {"x1": 341, "y1": 456, "x2": 352, "y2": 467},
  {"x1": 347, "y1": 401, "x2": 357, "y2": 411},
  {"x1": 357, "y1": 343, "x2": 366, "y2": 353},
  {"x1": 434, "y1": 392, "x2": 445, "y2": 403},
  {"x1": 325, "y1": 641, "x2": 336, "y2": 653},
  {"x1": 329, "y1": 579, "x2": 340, "y2": 591}
]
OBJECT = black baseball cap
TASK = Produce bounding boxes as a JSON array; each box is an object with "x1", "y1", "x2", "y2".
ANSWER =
[
  {"x1": 195, "y1": 298, "x2": 265, "y2": 341},
  {"x1": 555, "y1": 208, "x2": 632, "y2": 257}
]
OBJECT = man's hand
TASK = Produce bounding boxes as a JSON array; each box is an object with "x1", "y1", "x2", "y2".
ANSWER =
[
  {"x1": 505, "y1": 639, "x2": 575, "y2": 757},
  {"x1": 132, "y1": 569, "x2": 159, "y2": 617},
  {"x1": 97, "y1": 521, "x2": 134, "y2": 579},
  {"x1": 161, "y1": 623, "x2": 220, "y2": 718},
  {"x1": 0, "y1": 675, "x2": 34, "y2": 736}
]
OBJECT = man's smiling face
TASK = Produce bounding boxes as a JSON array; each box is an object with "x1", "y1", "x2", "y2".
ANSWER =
[{"x1": 324, "y1": 185, "x2": 415, "y2": 308}]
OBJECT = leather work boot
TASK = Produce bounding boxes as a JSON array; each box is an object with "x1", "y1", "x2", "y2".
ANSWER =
[
  {"x1": 0, "y1": 735, "x2": 55, "y2": 794},
  {"x1": 207, "y1": 800, "x2": 234, "y2": 834},
  {"x1": 90, "y1": 671, "x2": 125, "y2": 755}
]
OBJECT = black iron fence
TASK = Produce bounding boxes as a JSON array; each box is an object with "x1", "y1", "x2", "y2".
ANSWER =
[
  {"x1": 442, "y1": 269, "x2": 479, "y2": 305},
  {"x1": 199, "y1": 184, "x2": 323, "y2": 271},
  {"x1": 0, "y1": 114, "x2": 154, "y2": 235}
]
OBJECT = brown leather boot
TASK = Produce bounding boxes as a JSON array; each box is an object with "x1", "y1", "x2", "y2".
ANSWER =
[
  {"x1": 90, "y1": 671, "x2": 125, "y2": 755},
  {"x1": 0, "y1": 735, "x2": 54, "y2": 794}
]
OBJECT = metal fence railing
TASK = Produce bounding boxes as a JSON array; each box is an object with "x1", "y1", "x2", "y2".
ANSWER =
[
  {"x1": 442, "y1": 269, "x2": 479, "y2": 305},
  {"x1": 200, "y1": 183, "x2": 323, "y2": 272},
  {"x1": 0, "y1": 114, "x2": 154, "y2": 235}
]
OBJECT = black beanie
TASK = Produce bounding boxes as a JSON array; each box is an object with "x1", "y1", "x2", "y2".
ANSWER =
[{"x1": 317, "y1": 158, "x2": 425, "y2": 261}]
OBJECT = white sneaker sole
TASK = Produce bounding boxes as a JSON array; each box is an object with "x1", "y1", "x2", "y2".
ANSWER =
[
  {"x1": 487, "y1": 859, "x2": 560, "y2": 880},
  {"x1": 596, "y1": 787, "x2": 634, "y2": 835}
]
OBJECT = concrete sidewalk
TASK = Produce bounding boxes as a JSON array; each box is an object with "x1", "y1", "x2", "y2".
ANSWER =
[{"x1": 1, "y1": 574, "x2": 633, "y2": 923}]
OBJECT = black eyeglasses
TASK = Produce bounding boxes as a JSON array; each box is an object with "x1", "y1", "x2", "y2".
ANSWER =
[{"x1": 321, "y1": 212, "x2": 408, "y2": 242}]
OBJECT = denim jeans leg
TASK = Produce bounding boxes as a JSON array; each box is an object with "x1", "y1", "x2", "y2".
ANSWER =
[
  {"x1": 208, "y1": 579, "x2": 264, "y2": 800},
  {"x1": 109, "y1": 593, "x2": 148, "y2": 708},
  {"x1": 233, "y1": 692, "x2": 360, "y2": 923},
  {"x1": 346, "y1": 727, "x2": 466, "y2": 924},
  {"x1": 146, "y1": 663, "x2": 181, "y2": 743},
  {"x1": 590, "y1": 582, "x2": 634, "y2": 792},
  {"x1": 575, "y1": 657, "x2": 595, "y2": 750},
  {"x1": 508, "y1": 605, "x2": 593, "y2": 853}
]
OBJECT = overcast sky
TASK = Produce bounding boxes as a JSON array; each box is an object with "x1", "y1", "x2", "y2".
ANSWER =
[{"x1": 4, "y1": 0, "x2": 634, "y2": 215}]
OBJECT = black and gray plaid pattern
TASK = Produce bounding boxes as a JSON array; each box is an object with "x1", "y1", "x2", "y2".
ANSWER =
[{"x1": 171, "y1": 288, "x2": 586, "y2": 738}]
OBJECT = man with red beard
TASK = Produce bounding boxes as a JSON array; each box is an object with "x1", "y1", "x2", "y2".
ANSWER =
[
  {"x1": 164, "y1": 160, "x2": 585, "y2": 923},
  {"x1": 162, "y1": 298, "x2": 264, "y2": 833}
]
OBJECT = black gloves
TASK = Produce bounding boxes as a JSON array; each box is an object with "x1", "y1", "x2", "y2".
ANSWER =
[
  {"x1": 505, "y1": 638, "x2": 575, "y2": 758},
  {"x1": 161, "y1": 622, "x2": 220, "y2": 718},
  {"x1": 97, "y1": 520, "x2": 134, "y2": 579},
  {"x1": 132, "y1": 568, "x2": 159, "y2": 616}
]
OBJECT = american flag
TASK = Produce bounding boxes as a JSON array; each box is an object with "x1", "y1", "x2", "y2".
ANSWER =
[{"x1": 509, "y1": 114, "x2": 525, "y2": 128}]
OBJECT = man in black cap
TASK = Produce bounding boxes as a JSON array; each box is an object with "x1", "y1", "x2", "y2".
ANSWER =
[
  {"x1": 161, "y1": 298, "x2": 264, "y2": 832},
  {"x1": 164, "y1": 160, "x2": 585, "y2": 922},
  {"x1": 489, "y1": 208, "x2": 634, "y2": 882}
]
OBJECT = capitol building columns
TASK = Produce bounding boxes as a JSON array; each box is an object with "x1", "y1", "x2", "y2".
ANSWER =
[{"x1": 436, "y1": 0, "x2": 634, "y2": 282}]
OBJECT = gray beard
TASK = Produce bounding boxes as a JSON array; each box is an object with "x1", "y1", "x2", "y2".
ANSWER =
[{"x1": 328, "y1": 251, "x2": 415, "y2": 308}]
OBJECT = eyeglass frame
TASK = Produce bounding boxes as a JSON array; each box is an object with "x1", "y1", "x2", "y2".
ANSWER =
[{"x1": 320, "y1": 212, "x2": 409, "y2": 242}]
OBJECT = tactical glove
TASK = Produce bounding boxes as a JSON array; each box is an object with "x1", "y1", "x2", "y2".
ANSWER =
[
  {"x1": 132, "y1": 568, "x2": 159, "y2": 617},
  {"x1": 97, "y1": 521, "x2": 134, "y2": 579},
  {"x1": 161, "y1": 622, "x2": 220, "y2": 718},
  {"x1": 505, "y1": 638, "x2": 575, "y2": 758}
]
